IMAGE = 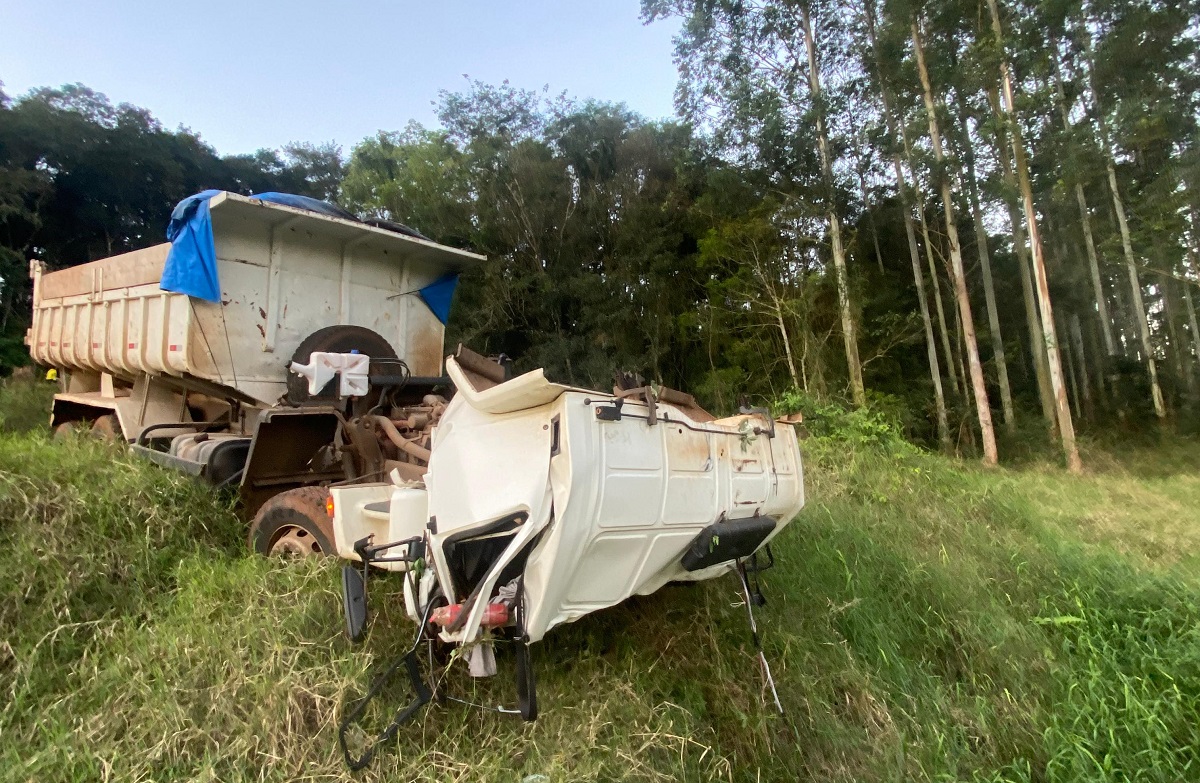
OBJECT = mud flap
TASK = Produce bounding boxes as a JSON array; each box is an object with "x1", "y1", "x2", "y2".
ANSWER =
[
  {"x1": 680, "y1": 517, "x2": 777, "y2": 572},
  {"x1": 240, "y1": 407, "x2": 342, "y2": 518}
]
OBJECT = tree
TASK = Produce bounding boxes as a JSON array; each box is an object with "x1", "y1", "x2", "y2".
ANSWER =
[
  {"x1": 643, "y1": 0, "x2": 867, "y2": 405},
  {"x1": 0, "y1": 84, "x2": 349, "y2": 373},
  {"x1": 985, "y1": 0, "x2": 1082, "y2": 472},
  {"x1": 911, "y1": 15, "x2": 999, "y2": 466},
  {"x1": 862, "y1": 0, "x2": 950, "y2": 448}
]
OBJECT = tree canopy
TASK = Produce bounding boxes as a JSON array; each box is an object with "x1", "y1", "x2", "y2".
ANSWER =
[{"x1": 4, "y1": 0, "x2": 1199, "y2": 465}]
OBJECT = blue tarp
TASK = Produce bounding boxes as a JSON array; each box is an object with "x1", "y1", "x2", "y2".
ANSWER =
[
  {"x1": 248, "y1": 192, "x2": 360, "y2": 222},
  {"x1": 160, "y1": 190, "x2": 223, "y2": 301},
  {"x1": 159, "y1": 192, "x2": 455, "y2": 322},
  {"x1": 416, "y1": 274, "x2": 459, "y2": 324}
]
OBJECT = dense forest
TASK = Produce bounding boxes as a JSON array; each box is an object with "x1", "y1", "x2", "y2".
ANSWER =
[{"x1": 2, "y1": 0, "x2": 1198, "y2": 469}]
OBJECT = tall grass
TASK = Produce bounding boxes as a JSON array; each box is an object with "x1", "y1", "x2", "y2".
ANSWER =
[
  {"x1": 1, "y1": 404, "x2": 1198, "y2": 780},
  {"x1": 0, "y1": 375, "x2": 54, "y2": 433}
]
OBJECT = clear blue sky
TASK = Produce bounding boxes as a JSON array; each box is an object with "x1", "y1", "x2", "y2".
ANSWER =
[{"x1": 0, "y1": 0, "x2": 682, "y2": 155}]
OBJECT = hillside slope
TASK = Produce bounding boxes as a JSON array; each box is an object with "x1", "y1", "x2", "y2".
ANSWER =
[{"x1": 1, "y1": 423, "x2": 1198, "y2": 782}]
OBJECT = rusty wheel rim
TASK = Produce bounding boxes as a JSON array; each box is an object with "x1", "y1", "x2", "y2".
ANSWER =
[{"x1": 270, "y1": 525, "x2": 324, "y2": 557}]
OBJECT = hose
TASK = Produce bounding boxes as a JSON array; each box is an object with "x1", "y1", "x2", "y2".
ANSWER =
[{"x1": 369, "y1": 415, "x2": 432, "y2": 463}]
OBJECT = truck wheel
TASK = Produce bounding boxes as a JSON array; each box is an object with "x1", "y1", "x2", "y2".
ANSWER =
[
  {"x1": 90, "y1": 414, "x2": 121, "y2": 441},
  {"x1": 249, "y1": 486, "x2": 336, "y2": 558},
  {"x1": 53, "y1": 421, "x2": 81, "y2": 440}
]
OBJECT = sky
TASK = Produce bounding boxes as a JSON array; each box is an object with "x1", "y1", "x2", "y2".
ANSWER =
[{"x1": 0, "y1": 0, "x2": 682, "y2": 156}]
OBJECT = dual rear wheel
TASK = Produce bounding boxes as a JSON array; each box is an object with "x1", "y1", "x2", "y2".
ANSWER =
[{"x1": 53, "y1": 413, "x2": 121, "y2": 441}]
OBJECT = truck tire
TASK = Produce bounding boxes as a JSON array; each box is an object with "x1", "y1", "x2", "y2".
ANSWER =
[
  {"x1": 90, "y1": 414, "x2": 121, "y2": 441},
  {"x1": 53, "y1": 421, "x2": 81, "y2": 440},
  {"x1": 249, "y1": 486, "x2": 336, "y2": 558}
]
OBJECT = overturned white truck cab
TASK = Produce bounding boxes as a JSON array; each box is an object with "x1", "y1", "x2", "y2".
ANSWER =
[{"x1": 328, "y1": 351, "x2": 805, "y2": 769}]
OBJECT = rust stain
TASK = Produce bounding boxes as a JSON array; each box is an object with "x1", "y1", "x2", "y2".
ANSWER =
[
  {"x1": 666, "y1": 428, "x2": 711, "y2": 471},
  {"x1": 408, "y1": 320, "x2": 444, "y2": 376},
  {"x1": 258, "y1": 307, "x2": 267, "y2": 320},
  {"x1": 257, "y1": 324, "x2": 266, "y2": 338}
]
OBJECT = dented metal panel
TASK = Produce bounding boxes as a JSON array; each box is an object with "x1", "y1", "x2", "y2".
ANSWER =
[{"x1": 332, "y1": 358, "x2": 805, "y2": 648}]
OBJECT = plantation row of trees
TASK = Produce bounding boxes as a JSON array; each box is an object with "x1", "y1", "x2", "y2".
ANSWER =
[
  {"x1": 2, "y1": 0, "x2": 1198, "y2": 468},
  {"x1": 641, "y1": 0, "x2": 1200, "y2": 471}
]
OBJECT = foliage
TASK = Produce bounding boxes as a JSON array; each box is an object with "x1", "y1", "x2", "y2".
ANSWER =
[
  {"x1": 777, "y1": 387, "x2": 915, "y2": 451},
  {"x1": 6, "y1": 0, "x2": 1200, "y2": 443}
]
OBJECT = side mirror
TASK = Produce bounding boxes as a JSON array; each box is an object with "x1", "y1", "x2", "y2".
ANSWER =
[{"x1": 342, "y1": 565, "x2": 368, "y2": 642}]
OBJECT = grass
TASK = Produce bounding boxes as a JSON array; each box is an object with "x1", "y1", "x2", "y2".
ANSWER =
[
  {"x1": 2, "y1": 377, "x2": 1199, "y2": 781},
  {"x1": 0, "y1": 374, "x2": 54, "y2": 434}
]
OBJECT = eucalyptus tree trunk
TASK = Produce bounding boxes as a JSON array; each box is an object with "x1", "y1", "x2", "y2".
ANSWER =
[
  {"x1": 1078, "y1": 22, "x2": 1166, "y2": 418},
  {"x1": 907, "y1": 139, "x2": 964, "y2": 398},
  {"x1": 1185, "y1": 247, "x2": 1200, "y2": 374},
  {"x1": 1051, "y1": 43, "x2": 1116, "y2": 359},
  {"x1": 1161, "y1": 270, "x2": 1188, "y2": 398},
  {"x1": 801, "y1": 6, "x2": 865, "y2": 407},
  {"x1": 863, "y1": 0, "x2": 949, "y2": 448},
  {"x1": 1060, "y1": 314, "x2": 1083, "y2": 418},
  {"x1": 959, "y1": 114, "x2": 1015, "y2": 431},
  {"x1": 1085, "y1": 311, "x2": 1110, "y2": 408},
  {"x1": 1188, "y1": 282, "x2": 1200, "y2": 354},
  {"x1": 951, "y1": 282, "x2": 971, "y2": 409},
  {"x1": 1109, "y1": 266, "x2": 1132, "y2": 356},
  {"x1": 912, "y1": 19, "x2": 998, "y2": 465},
  {"x1": 986, "y1": 86, "x2": 1056, "y2": 427},
  {"x1": 985, "y1": 0, "x2": 1080, "y2": 472},
  {"x1": 1184, "y1": 275, "x2": 1200, "y2": 398},
  {"x1": 858, "y1": 166, "x2": 886, "y2": 274},
  {"x1": 777, "y1": 308, "x2": 802, "y2": 390},
  {"x1": 1069, "y1": 313, "x2": 1095, "y2": 420}
]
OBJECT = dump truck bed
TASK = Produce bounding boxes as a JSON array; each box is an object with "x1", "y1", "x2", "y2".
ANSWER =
[{"x1": 28, "y1": 192, "x2": 484, "y2": 405}]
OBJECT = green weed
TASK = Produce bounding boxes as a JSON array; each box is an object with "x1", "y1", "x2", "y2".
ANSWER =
[{"x1": 1, "y1": 426, "x2": 1198, "y2": 781}]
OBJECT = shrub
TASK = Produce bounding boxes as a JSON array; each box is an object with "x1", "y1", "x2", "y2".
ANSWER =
[{"x1": 774, "y1": 388, "x2": 913, "y2": 451}]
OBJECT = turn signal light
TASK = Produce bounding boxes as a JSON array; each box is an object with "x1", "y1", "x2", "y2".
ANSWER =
[{"x1": 325, "y1": 494, "x2": 335, "y2": 518}]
